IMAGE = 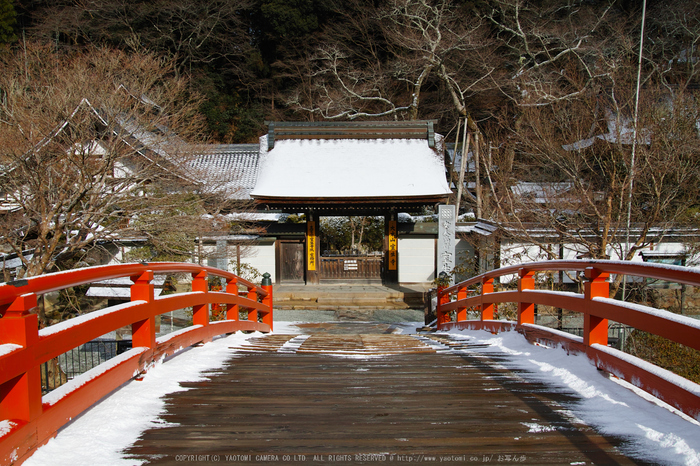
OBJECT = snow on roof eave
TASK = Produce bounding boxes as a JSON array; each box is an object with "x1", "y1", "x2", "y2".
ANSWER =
[
  {"x1": 3, "y1": 99, "x2": 109, "y2": 177},
  {"x1": 251, "y1": 194, "x2": 450, "y2": 201},
  {"x1": 251, "y1": 137, "x2": 451, "y2": 199}
]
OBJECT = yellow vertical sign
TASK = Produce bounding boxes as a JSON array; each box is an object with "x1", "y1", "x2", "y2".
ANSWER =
[
  {"x1": 307, "y1": 221, "x2": 317, "y2": 271},
  {"x1": 388, "y1": 220, "x2": 397, "y2": 271}
]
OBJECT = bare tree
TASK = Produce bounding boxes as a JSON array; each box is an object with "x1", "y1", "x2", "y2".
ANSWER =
[
  {"x1": 479, "y1": 1, "x2": 700, "y2": 282},
  {"x1": 285, "y1": 0, "x2": 497, "y2": 121},
  {"x1": 644, "y1": 0, "x2": 700, "y2": 96},
  {"x1": 485, "y1": 77, "x2": 700, "y2": 293},
  {"x1": 29, "y1": 0, "x2": 255, "y2": 80},
  {"x1": 482, "y1": 0, "x2": 621, "y2": 108},
  {"x1": 0, "y1": 43, "x2": 209, "y2": 278}
]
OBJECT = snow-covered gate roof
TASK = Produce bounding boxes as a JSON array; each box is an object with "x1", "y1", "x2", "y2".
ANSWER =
[{"x1": 250, "y1": 121, "x2": 451, "y2": 212}]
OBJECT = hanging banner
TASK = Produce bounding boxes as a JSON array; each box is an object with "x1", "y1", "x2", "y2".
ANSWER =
[
  {"x1": 307, "y1": 221, "x2": 317, "y2": 271},
  {"x1": 437, "y1": 205, "x2": 455, "y2": 281},
  {"x1": 388, "y1": 220, "x2": 397, "y2": 271}
]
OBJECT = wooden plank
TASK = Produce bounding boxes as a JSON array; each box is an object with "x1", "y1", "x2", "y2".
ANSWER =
[
  {"x1": 124, "y1": 334, "x2": 641, "y2": 464},
  {"x1": 267, "y1": 121, "x2": 437, "y2": 127},
  {"x1": 265, "y1": 121, "x2": 439, "y2": 149}
]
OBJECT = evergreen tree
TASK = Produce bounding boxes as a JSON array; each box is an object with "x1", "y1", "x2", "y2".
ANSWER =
[{"x1": 0, "y1": 0, "x2": 17, "y2": 44}]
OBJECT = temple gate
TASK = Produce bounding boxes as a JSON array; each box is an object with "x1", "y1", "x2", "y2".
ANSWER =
[{"x1": 251, "y1": 121, "x2": 451, "y2": 284}]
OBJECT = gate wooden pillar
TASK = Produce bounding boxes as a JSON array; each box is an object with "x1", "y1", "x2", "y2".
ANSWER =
[
  {"x1": 306, "y1": 210, "x2": 320, "y2": 284},
  {"x1": 384, "y1": 211, "x2": 398, "y2": 284}
]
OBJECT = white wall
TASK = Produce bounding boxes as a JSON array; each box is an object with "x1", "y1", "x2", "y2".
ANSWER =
[
  {"x1": 398, "y1": 236, "x2": 435, "y2": 283},
  {"x1": 200, "y1": 241, "x2": 276, "y2": 283},
  {"x1": 241, "y1": 242, "x2": 276, "y2": 283}
]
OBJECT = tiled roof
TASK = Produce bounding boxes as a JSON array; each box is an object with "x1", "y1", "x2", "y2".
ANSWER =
[
  {"x1": 188, "y1": 144, "x2": 261, "y2": 199},
  {"x1": 265, "y1": 120, "x2": 437, "y2": 150}
]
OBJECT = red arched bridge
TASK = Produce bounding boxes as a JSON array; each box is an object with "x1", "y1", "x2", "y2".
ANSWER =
[{"x1": 1, "y1": 260, "x2": 699, "y2": 464}]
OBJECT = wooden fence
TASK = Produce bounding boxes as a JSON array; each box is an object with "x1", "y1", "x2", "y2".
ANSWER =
[{"x1": 319, "y1": 255, "x2": 382, "y2": 282}]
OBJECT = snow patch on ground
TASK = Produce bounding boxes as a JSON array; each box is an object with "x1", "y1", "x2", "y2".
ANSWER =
[
  {"x1": 445, "y1": 328, "x2": 700, "y2": 466},
  {"x1": 521, "y1": 422, "x2": 557, "y2": 433},
  {"x1": 24, "y1": 332, "x2": 258, "y2": 466},
  {"x1": 277, "y1": 334, "x2": 311, "y2": 353},
  {"x1": 22, "y1": 323, "x2": 700, "y2": 465}
]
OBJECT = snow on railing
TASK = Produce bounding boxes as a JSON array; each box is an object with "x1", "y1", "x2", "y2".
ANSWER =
[
  {"x1": 436, "y1": 259, "x2": 700, "y2": 421},
  {"x1": 0, "y1": 262, "x2": 273, "y2": 466}
]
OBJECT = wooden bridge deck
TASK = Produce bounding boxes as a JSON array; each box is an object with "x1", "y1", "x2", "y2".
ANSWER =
[{"x1": 124, "y1": 324, "x2": 646, "y2": 465}]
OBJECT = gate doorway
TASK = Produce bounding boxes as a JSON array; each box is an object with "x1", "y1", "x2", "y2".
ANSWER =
[{"x1": 318, "y1": 216, "x2": 384, "y2": 283}]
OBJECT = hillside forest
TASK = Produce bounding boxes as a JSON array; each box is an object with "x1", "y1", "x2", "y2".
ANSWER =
[{"x1": 0, "y1": 1, "x2": 695, "y2": 139}]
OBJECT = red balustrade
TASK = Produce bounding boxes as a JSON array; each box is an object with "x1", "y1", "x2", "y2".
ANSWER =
[
  {"x1": 0, "y1": 262, "x2": 273, "y2": 465},
  {"x1": 436, "y1": 260, "x2": 700, "y2": 421}
]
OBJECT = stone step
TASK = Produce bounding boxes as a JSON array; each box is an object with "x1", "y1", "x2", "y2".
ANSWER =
[{"x1": 272, "y1": 285, "x2": 429, "y2": 311}]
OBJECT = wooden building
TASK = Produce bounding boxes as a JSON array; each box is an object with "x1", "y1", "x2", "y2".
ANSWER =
[{"x1": 250, "y1": 121, "x2": 451, "y2": 285}]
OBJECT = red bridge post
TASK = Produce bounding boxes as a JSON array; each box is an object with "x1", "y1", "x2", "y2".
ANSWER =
[
  {"x1": 0, "y1": 293, "x2": 42, "y2": 423},
  {"x1": 131, "y1": 271, "x2": 156, "y2": 348},
  {"x1": 436, "y1": 284, "x2": 450, "y2": 326},
  {"x1": 518, "y1": 269, "x2": 535, "y2": 325},
  {"x1": 481, "y1": 277, "x2": 495, "y2": 320},
  {"x1": 584, "y1": 267, "x2": 609, "y2": 346},
  {"x1": 226, "y1": 276, "x2": 239, "y2": 321},
  {"x1": 456, "y1": 284, "x2": 467, "y2": 322},
  {"x1": 246, "y1": 287, "x2": 258, "y2": 322},
  {"x1": 191, "y1": 270, "x2": 209, "y2": 327}
]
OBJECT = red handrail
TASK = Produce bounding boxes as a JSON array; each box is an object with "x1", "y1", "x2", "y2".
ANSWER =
[
  {"x1": 436, "y1": 259, "x2": 700, "y2": 421},
  {"x1": 0, "y1": 262, "x2": 273, "y2": 465}
]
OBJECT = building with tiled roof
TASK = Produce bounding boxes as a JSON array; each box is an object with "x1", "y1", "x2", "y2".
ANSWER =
[{"x1": 188, "y1": 144, "x2": 261, "y2": 200}]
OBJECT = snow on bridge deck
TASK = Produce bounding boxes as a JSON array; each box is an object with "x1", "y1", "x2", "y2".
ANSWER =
[{"x1": 25, "y1": 323, "x2": 700, "y2": 466}]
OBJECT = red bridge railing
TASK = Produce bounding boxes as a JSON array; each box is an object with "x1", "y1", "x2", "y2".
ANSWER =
[
  {"x1": 0, "y1": 262, "x2": 273, "y2": 465},
  {"x1": 437, "y1": 260, "x2": 700, "y2": 421}
]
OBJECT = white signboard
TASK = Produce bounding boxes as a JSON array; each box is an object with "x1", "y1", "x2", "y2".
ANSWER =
[{"x1": 438, "y1": 205, "x2": 456, "y2": 282}]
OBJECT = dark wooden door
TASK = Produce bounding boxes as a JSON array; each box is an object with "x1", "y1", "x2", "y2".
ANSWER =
[{"x1": 280, "y1": 242, "x2": 304, "y2": 283}]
